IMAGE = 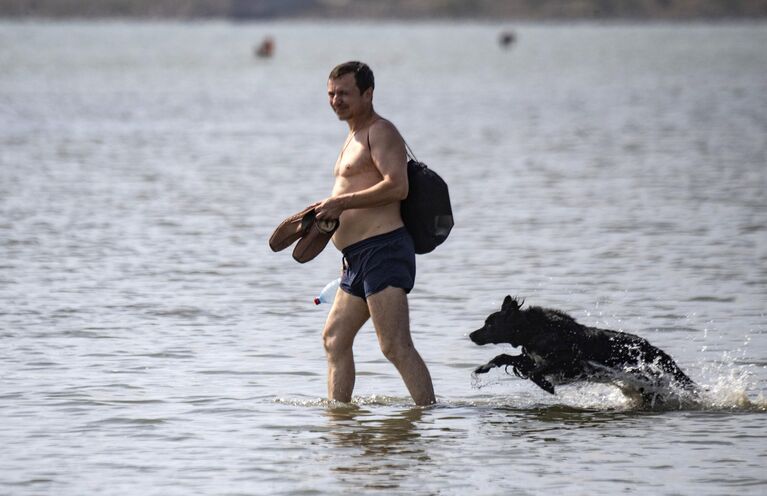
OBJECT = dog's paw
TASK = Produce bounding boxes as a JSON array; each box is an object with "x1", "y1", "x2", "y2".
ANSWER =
[
  {"x1": 473, "y1": 363, "x2": 494, "y2": 374},
  {"x1": 530, "y1": 375, "x2": 556, "y2": 394}
]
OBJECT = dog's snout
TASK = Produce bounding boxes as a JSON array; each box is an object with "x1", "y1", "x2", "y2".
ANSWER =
[{"x1": 469, "y1": 328, "x2": 487, "y2": 345}]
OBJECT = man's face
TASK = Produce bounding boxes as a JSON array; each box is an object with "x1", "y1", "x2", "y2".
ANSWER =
[{"x1": 327, "y1": 73, "x2": 370, "y2": 121}]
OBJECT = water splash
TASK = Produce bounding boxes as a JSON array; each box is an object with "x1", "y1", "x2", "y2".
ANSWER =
[
  {"x1": 468, "y1": 353, "x2": 766, "y2": 412},
  {"x1": 274, "y1": 395, "x2": 418, "y2": 409},
  {"x1": 694, "y1": 349, "x2": 766, "y2": 411},
  {"x1": 470, "y1": 370, "x2": 506, "y2": 390}
]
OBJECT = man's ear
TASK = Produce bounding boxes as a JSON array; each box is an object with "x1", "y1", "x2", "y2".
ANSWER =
[{"x1": 362, "y1": 87, "x2": 373, "y2": 102}]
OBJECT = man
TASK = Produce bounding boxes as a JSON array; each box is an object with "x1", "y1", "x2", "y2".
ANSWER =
[{"x1": 314, "y1": 61, "x2": 436, "y2": 406}]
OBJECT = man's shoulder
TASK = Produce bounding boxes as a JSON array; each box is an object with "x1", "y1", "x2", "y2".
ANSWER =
[{"x1": 369, "y1": 116, "x2": 403, "y2": 145}]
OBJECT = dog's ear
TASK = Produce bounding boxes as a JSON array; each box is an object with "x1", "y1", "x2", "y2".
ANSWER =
[
  {"x1": 502, "y1": 295, "x2": 520, "y2": 311},
  {"x1": 502, "y1": 295, "x2": 513, "y2": 310}
]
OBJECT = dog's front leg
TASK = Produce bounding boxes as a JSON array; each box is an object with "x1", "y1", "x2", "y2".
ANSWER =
[
  {"x1": 528, "y1": 373, "x2": 556, "y2": 394},
  {"x1": 474, "y1": 354, "x2": 520, "y2": 374},
  {"x1": 528, "y1": 362, "x2": 559, "y2": 394}
]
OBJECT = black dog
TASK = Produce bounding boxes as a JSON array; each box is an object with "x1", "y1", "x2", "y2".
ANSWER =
[{"x1": 470, "y1": 296, "x2": 698, "y2": 405}]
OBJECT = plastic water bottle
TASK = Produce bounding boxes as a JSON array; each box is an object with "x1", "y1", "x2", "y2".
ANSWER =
[{"x1": 314, "y1": 278, "x2": 340, "y2": 305}]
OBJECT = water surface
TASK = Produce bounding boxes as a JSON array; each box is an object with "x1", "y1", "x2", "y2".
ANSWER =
[{"x1": 1, "y1": 20, "x2": 766, "y2": 495}]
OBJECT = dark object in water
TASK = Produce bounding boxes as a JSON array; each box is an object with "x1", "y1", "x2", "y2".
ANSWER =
[
  {"x1": 255, "y1": 36, "x2": 274, "y2": 58},
  {"x1": 499, "y1": 31, "x2": 516, "y2": 48}
]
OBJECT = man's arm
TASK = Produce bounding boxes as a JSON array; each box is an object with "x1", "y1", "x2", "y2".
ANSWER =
[{"x1": 315, "y1": 120, "x2": 408, "y2": 220}]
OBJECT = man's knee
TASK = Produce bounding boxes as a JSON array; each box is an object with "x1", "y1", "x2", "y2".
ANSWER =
[
  {"x1": 322, "y1": 325, "x2": 354, "y2": 358},
  {"x1": 379, "y1": 338, "x2": 415, "y2": 365}
]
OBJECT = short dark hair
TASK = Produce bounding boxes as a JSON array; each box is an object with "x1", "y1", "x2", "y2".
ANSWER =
[{"x1": 329, "y1": 61, "x2": 374, "y2": 94}]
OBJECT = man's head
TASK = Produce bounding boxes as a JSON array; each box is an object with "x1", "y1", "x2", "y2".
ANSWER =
[
  {"x1": 329, "y1": 61, "x2": 374, "y2": 94},
  {"x1": 328, "y1": 61, "x2": 374, "y2": 121}
]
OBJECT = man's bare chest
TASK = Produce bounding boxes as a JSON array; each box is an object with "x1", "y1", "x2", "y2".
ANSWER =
[{"x1": 334, "y1": 140, "x2": 376, "y2": 178}]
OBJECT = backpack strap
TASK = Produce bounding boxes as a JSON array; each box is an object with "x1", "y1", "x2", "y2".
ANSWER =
[{"x1": 404, "y1": 140, "x2": 418, "y2": 162}]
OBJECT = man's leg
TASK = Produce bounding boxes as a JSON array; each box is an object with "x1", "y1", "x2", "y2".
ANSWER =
[
  {"x1": 367, "y1": 287, "x2": 436, "y2": 406},
  {"x1": 322, "y1": 289, "x2": 369, "y2": 403}
]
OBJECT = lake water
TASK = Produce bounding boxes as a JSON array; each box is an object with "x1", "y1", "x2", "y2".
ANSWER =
[{"x1": 1, "y1": 20, "x2": 766, "y2": 495}]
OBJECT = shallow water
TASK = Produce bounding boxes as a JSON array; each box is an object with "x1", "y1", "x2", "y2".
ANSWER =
[{"x1": 1, "y1": 20, "x2": 766, "y2": 495}]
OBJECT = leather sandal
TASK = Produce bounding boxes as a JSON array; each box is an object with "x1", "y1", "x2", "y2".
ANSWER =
[
  {"x1": 292, "y1": 216, "x2": 339, "y2": 263},
  {"x1": 268, "y1": 203, "x2": 318, "y2": 252}
]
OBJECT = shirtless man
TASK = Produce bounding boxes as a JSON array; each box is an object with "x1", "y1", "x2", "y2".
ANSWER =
[{"x1": 314, "y1": 61, "x2": 436, "y2": 406}]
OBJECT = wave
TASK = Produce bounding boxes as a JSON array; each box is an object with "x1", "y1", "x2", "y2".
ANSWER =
[{"x1": 273, "y1": 385, "x2": 766, "y2": 413}]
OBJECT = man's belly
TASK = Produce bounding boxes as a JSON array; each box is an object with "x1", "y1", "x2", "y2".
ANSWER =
[{"x1": 331, "y1": 206, "x2": 404, "y2": 251}]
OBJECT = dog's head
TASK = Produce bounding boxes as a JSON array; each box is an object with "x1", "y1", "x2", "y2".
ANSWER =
[{"x1": 469, "y1": 295, "x2": 529, "y2": 347}]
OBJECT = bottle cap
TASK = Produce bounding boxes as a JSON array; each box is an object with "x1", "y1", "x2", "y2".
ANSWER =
[{"x1": 313, "y1": 298, "x2": 321, "y2": 305}]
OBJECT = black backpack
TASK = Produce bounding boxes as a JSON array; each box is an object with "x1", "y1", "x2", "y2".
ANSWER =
[{"x1": 401, "y1": 156, "x2": 454, "y2": 254}]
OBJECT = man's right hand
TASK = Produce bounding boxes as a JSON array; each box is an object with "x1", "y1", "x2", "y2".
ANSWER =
[{"x1": 315, "y1": 195, "x2": 349, "y2": 221}]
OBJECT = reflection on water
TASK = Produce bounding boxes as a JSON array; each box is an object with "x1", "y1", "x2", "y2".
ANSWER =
[
  {"x1": 324, "y1": 405, "x2": 431, "y2": 490},
  {"x1": 477, "y1": 406, "x2": 643, "y2": 445}
]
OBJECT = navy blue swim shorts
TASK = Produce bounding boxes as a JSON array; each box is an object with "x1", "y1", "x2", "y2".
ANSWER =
[{"x1": 340, "y1": 227, "x2": 416, "y2": 300}]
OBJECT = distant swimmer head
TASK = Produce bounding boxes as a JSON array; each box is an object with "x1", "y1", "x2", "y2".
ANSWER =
[
  {"x1": 499, "y1": 31, "x2": 516, "y2": 48},
  {"x1": 255, "y1": 36, "x2": 274, "y2": 58}
]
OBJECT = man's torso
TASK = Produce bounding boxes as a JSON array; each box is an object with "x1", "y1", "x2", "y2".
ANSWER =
[{"x1": 330, "y1": 121, "x2": 405, "y2": 250}]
